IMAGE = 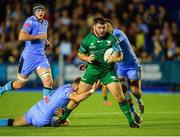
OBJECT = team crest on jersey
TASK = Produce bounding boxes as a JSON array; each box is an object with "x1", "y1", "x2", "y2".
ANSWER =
[
  {"x1": 90, "y1": 43, "x2": 94, "y2": 46},
  {"x1": 25, "y1": 23, "x2": 30, "y2": 28}
]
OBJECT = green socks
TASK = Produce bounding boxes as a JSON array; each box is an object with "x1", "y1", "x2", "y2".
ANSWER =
[
  {"x1": 61, "y1": 107, "x2": 72, "y2": 121},
  {"x1": 119, "y1": 101, "x2": 133, "y2": 125}
]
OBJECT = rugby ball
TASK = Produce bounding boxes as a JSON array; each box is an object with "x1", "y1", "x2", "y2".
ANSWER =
[{"x1": 104, "y1": 48, "x2": 114, "y2": 62}]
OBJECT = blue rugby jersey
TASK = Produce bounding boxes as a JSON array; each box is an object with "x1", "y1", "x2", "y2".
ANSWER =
[
  {"x1": 25, "y1": 84, "x2": 73, "y2": 127},
  {"x1": 21, "y1": 16, "x2": 48, "y2": 55},
  {"x1": 113, "y1": 29, "x2": 139, "y2": 66}
]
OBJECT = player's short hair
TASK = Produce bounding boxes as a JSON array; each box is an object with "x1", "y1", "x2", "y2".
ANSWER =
[
  {"x1": 106, "y1": 19, "x2": 113, "y2": 28},
  {"x1": 33, "y1": 4, "x2": 45, "y2": 15},
  {"x1": 73, "y1": 77, "x2": 81, "y2": 85},
  {"x1": 93, "y1": 17, "x2": 106, "y2": 25}
]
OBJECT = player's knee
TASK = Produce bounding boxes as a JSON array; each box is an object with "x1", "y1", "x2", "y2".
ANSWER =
[
  {"x1": 40, "y1": 71, "x2": 53, "y2": 87},
  {"x1": 114, "y1": 94, "x2": 125, "y2": 102},
  {"x1": 14, "y1": 75, "x2": 28, "y2": 89},
  {"x1": 131, "y1": 86, "x2": 141, "y2": 95},
  {"x1": 119, "y1": 80, "x2": 128, "y2": 93}
]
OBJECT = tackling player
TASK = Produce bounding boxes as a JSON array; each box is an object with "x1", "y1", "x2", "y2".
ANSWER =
[
  {"x1": 0, "y1": 78, "x2": 100, "y2": 127},
  {"x1": 0, "y1": 4, "x2": 53, "y2": 101},
  {"x1": 106, "y1": 19, "x2": 144, "y2": 115}
]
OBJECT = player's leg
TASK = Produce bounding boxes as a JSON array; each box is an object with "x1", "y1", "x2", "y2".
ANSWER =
[
  {"x1": 0, "y1": 116, "x2": 28, "y2": 127},
  {"x1": 36, "y1": 56, "x2": 53, "y2": 100},
  {"x1": 101, "y1": 83, "x2": 112, "y2": 106},
  {"x1": 128, "y1": 65, "x2": 144, "y2": 114},
  {"x1": 129, "y1": 79, "x2": 144, "y2": 114},
  {"x1": 36, "y1": 68, "x2": 53, "y2": 98},
  {"x1": 102, "y1": 72, "x2": 139, "y2": 127},
  {"x1": 0, "y1": 55, "x2": 29, "y2": 96},
  {"x1": 119, "y1": 77, "x2": 142, "y2": 123}
]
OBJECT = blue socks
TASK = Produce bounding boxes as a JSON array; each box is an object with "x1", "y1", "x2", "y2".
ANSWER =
[
  {"x1": 0, "y1": 81, "x2": 14, "y2": 95},
  {"x1": 2, "y1": 81, "x2": 13, "y2": 91},
  {"x1": 0, "y1": 119, "x2": 14, "y2": 126},
  {"x1": 43, "y1": 87, "x2": 52, "y2": 97}
]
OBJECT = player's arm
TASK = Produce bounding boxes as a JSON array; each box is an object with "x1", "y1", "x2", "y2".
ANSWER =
[
  {"x1": 78, "y1": 52, "x2": 94, "y2": 63},
  {"x1": 68, "y1": 80, "x2": 100, "y2": 102},
  {"x1": 19, "y1": 29, "x2": 47, "y2": 41},
  {"x1": 107, "y1": 43, "x2": 123, "y2": 63}
]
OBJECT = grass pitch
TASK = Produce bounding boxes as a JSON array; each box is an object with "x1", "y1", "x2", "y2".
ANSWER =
[{"x1": 0, "y1": 91, "x2": 180, "y2": 136}]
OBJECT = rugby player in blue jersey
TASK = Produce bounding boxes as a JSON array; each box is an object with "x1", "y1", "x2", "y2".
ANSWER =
[
  {"x1": 0, "y1": 4, "x2": 53, "y2": 102},
  {"x1": 106, "y1": 19, "x2": 144, "y2": 116},
  {"x1": 0, "y1": 78, "x2": 100, "y2": 127}
]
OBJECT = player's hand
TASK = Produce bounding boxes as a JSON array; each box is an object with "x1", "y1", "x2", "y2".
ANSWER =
[
  {"x1": 92, "y1": 80, "x2": 101, "y2": 91},
  {"x1": 38, "y1": 33, "x2": 47, "y2": 40},
  {"x1": 87, "y1": 54, "x2": 95, "y2": 63},
  {"x1": 45, "y1": 40, "x2": 53, "y2": 50},
  {"x1": 107, "y1": 52, "x2": 122, "y2": 63},
  {"x1": 55, "y1": 107, "x2": 64, "y2": 116}
]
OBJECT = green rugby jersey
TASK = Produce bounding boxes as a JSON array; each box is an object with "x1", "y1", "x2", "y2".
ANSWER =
[{"x1": 79, "y1": 32, "x2": 118, "y2": 69}]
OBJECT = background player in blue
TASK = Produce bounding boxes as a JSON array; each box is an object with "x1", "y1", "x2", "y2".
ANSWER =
[
  {"x1": 0, "y1": 78, "x2": 100, "y2": 127},
  {"x1": 0, "y1": 4, "x2": 53, "y2": 101},
  {"x1": 106, "y1": 19, "x2": 144, "y2": 115}
]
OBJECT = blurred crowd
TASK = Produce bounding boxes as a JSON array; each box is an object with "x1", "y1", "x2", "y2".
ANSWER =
[{"x1": 0, "y1": 0, "x2": 179, "y2": 64}]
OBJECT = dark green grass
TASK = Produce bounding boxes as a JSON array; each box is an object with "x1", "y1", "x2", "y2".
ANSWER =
[{"x1": 0, "y1": 91, "x2": 180, "y2": 136}]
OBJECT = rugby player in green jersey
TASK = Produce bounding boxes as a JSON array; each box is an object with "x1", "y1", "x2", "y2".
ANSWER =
[{"x1": 54, "y1": 17, "x2": 140, "y2": 128}]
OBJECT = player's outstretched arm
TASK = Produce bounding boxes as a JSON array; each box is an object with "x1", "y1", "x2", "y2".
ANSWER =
[
  {"x1": 19, "y1": 29, "x2": 47, "y2": 41},
  {"x1": 69, "y1": 80, "x2": 100, "y2": 102}
]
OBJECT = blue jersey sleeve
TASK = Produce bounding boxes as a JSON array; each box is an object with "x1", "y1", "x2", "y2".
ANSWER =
[
  {"x1": 113, "y1": 29, "x2": 127, "y2": 42},
  {"x1": 62, "y1": 84, "x2": 73, "y2": 99},
  {"x1": 22, "y1": 19, "x2": 33, "y2": 33}
]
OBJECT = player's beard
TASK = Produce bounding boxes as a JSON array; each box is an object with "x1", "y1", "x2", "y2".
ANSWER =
[{"x1": 94, "y1": 29, "x2": 106, "y2": 38}]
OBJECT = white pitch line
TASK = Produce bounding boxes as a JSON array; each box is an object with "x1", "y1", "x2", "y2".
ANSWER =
[{"x1": 72, "y1": 112, "x2": 180, "y2": 116}]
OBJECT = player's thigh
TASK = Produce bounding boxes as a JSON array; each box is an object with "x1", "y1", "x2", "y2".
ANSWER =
[
  {"x1": 81, "y1": 67, "x2": 100, "y2": 85},
  {"x1": 78, "y1": 81, "x2": 92, "y2": 93},
  {"x1": 18, "y1": 53, "x2": 39, "y2": 76},
  {"x1": 106, "y1": 82, "x2": 125, "y2": 102},
  {"x1": 127, "y1": 65, "x2": 141, "y2": 81},
  {"x1": 13, "y1": 115, "x2": 28, "y2": 126}
]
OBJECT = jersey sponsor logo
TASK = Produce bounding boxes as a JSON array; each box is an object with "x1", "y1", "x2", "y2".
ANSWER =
[
  {"x1": 24, "y1": 23, "x2": 30, "y2": 28},
  {"x1": 97, "y1": 40, "x2": 103, "y2": 43},
  {"x1": 89, "y1": 46, "x2": 96, "y2": 49}
]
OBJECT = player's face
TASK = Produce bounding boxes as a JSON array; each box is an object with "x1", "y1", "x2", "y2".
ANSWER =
[
  {"x1": 106, "y1": 22, "x2": 113, "y2": 34},
  {"x1": 35, "y1": 9, "x2": 45, "y2": 20},
  {"x1": 93, "y1": 23, "x2": 107, "y2": 38}
]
